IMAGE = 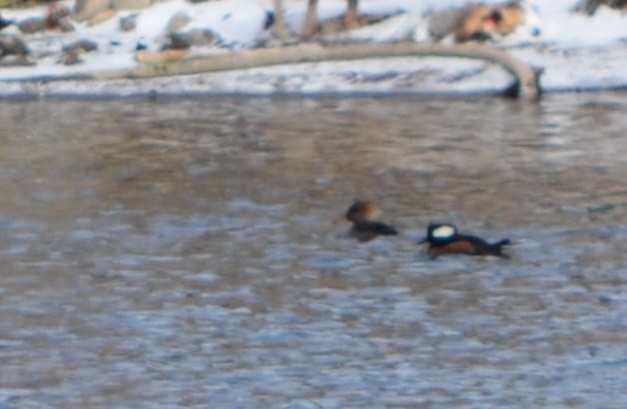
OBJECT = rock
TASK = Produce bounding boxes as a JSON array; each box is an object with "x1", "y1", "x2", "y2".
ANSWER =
[
  {"x1": 120, "y1": 13, "x2": 138, "y2": 31},
  {"x1": 73, "y1": 0, "x2": 111, "y2": 23},
  {"x1": 62, "y1": 39, "x2": 99, "y2": 54},
  {"x1": 165, "y1": 11, "x2": 191, "y2": 34},
  {"x1": 0, "y1": 13, "x2": 14, "y2": 31},
  {"x1": 18, "y1": 4, "x2": 73, "y2": 33},
  {"x1": 165, "y1": 28, "x2": 219, "y2": 50},
  {"x1": 0, "y1": 35, "x2": 28, "y2": 56},
  {"x1": 60, "y1": 50, "x2": 82, "y2": 65},
  {"x1": 46, "y1": 3, "x2": 74, "y2": 32},
  {"x1": 18, "y1": 17, "x2": 47, "y2": 34},
  {"x1": 60, "y1": 39, "x2": 98, "y2": 65},
  {"x1": 573, "y1": 0, "x2": 627, "y2": 15}
]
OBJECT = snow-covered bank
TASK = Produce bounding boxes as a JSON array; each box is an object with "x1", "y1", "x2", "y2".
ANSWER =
[{"x1": 0, "y1": 0, "x2": 626, "y2": 97}]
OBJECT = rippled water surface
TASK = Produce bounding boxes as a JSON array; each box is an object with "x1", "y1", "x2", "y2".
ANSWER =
[{"x1": 0, "y1": 93, "x2": 626, "y2": 408}]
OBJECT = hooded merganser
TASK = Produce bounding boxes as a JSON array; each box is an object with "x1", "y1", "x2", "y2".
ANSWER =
[
  {"x1": 419, "y1": 223, "x2": 510, "y2": 258},
  {"x1": 344, "y1": 200, "x2": 398, "y2": 242}
]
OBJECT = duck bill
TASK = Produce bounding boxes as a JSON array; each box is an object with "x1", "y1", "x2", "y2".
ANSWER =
[{"x1": 417, "y1": 237, "x2": 429, "y2": 244}]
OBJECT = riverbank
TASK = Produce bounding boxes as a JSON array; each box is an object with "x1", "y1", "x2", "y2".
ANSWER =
[{"x1": 0, "y1": 0, "x2": 626, "y2": 97}]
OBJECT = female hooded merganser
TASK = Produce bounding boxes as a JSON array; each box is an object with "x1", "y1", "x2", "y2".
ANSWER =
[
  {"x1": 419, "y1": 223, "x2": 510, "y2": 258},
  {"x1": 344, "y1": 200, "x2": 398, "y2": 242}
]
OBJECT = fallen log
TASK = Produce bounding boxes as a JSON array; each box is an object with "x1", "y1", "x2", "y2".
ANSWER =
[
  {"x1": 130, "y1": 42, "x2": 541, "y2": 99},
  {"x1": 1, "y1": 42, "x2": 541, "y2": 99}
]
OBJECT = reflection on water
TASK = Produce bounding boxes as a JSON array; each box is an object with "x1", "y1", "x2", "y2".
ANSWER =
[{"x1": 0, "y1": 94, "x2": 626, "y2": 408}]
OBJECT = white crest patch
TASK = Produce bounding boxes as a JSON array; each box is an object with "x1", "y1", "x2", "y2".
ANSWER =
[{"x1": 432, "y1": 224, "x2": 456, "y2": 239}]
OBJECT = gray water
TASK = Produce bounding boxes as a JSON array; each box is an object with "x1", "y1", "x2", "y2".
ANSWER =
[{"x1": 0, "y1": 93, "x2": 626, "y2": 408}]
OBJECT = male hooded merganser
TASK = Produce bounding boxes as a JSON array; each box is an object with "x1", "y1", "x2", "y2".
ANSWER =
[
  {"x1": 344, "y1": 200, "x2": 398, "y2": 242},
  {"x1": 419, "y1": 223, "x2": 510, "y2": 258}
]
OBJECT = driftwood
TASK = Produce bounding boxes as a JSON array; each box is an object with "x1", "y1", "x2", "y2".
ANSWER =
[
  {"x1": 3, "y1": 42, "x2": 541, "y2": 99},
  {"x1": 128, "y1": 42, "x2": 541, "y2": 99}
]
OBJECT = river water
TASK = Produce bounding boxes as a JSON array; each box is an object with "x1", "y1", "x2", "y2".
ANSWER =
[{"x1": 0, "y1": 93, "x2": 625, "y2": 408}]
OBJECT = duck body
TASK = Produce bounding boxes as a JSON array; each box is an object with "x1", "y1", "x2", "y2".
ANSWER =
[
  {"x1": 350, "y1": 220, "x2": 398, "y2": 242},
  {"x1": 421, "y1": 223, "x2": 510, "y2": 258}
]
